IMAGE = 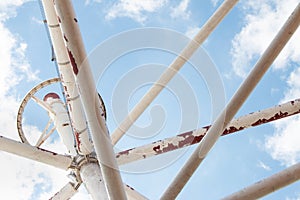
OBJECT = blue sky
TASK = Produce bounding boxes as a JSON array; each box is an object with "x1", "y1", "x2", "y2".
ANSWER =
[{"x1": 0, "y1": 0, "x2": 300, "y2": 199}]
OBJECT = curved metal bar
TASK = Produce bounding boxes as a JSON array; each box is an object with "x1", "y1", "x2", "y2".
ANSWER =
[{"x1": 17, "y1": 78, "x2": 60, "y2": 144}]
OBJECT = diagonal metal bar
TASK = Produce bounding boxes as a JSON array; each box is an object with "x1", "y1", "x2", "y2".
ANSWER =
[
  {"x1": 32, "y1": 95, "x2": 55, "y2": 114},
  {"x1": 222, "y1": 162, "x2": 300, "y2": 200},
  {"x1": 50, "y1": 182, "x2": 79, "y2": 200},
  {"x1": 161, "y1": 3, "x2": 300, "y2": 199},
  {"x1": 111, "y1": 0, "x2": 240, "y2": 145},
  {"x1": 35, "y1": 125, "x2": 56, "y2": 147},
  {"x1": 35, "y1": 118, "x2": 53, "y2": 147},
  {"x1": 53, "y1": 0, "x2": 127, "y2": 199},
  {"x1": 0, "y1": 135, "x2": 72, "y2": 170},
  {"x1": 116, "y1": 98, "x2": 300, "y2": 165}
]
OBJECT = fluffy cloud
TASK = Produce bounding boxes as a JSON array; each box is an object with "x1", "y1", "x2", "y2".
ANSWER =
[
  {"x1": 230, "y1": 0, "x2": 300, "y2": 167},
  {"x1": 170, "y1": 0, "x2": 191, "y2": 20},
  {"x1": 105, "y1": 0, "x2": 168, "y2": 23},
  {"x1": 230, "y1": 0, "x2": 300, "y2": 78}
]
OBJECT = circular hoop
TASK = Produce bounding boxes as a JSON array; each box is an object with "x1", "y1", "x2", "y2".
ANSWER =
[
  {"x1": 17, "y1": 78, "x2": 61, "y2": 144},
  {"x1": 17, "y1": 78, "x2": 107, "y2": 145}
]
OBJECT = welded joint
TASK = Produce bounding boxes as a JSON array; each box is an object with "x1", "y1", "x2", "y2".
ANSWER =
[
  {"x1": 69, "y1": 154, "x2": 100, "y2": 189},
  {"x1": 72, "y1": 154, "x2": 98, "y2": 170}
]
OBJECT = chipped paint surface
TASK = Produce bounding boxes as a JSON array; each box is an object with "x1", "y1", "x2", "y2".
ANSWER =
[{"x1": 116, "y1": 99, "x2": 300, "y2": 165}]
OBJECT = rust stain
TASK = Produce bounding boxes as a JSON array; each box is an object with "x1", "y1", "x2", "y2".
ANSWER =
[
  {"x1": 116, "y1": 148, "x2": 132, "y2": 158},
  {"x1": 67, "y1": 48, "x2": 79, "y2": 75},
  {"x1": 57, "y1": 16, "x2": 61, "y2": 23},
  {"x1": 75, "y1": 132, "x2": 81, "y2": 152},
  {"x1": 223, "y1": 126, "x2": 244, "y2": 135},
  {"x1": 153, "y1": 145, "x2": 161, "y2": 152},
  {"x1": 179, "y1": 135, "x2": 203, "y2": 147},
  {"x1": 151, "y1": 134, "x2": 205, "y2": 155},
  {"x1": 126, "y1": 184, "x2": 135, "y2": 191},
  {"x1": 64, "y1": 34, "x2": 69, "y2": 42},
  {"x1": 251, "y1": 111, "x2": 289, "y2": 127},
  {"x1": 62, "y1": 123, "x2": 69, "y2": 127},
  {"x1": 177, "y1": 130, "x2": 194, "y2": 138}
]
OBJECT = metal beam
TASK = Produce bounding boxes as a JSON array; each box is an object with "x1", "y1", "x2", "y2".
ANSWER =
[
  {"x1": 116, "y1": 98, "x2": 300, "y2": 165},
  {"x1": 161, "y1": 3, "x2": 300, "y2": 199},
  {"x1": 0, "y1": 135, "x2": 72, "y2": 170},
  {"x1": 53, "y1": 0, "x2": 127, "y2": 199},
  {"x1": 50, "y1": 182, "x2": 78, "y2": 200},
  {"x1": 124, "y1": 184, "x2": 148, "y2": 200},
  {"x1": 222, "y1": 162, "x2": 300, "y2": 200},
  {"x1": 80, "y1": 162, "x2": 109, "y2": 200},
  {"x1": 110, "y1": 0, "x2": 240, "y2": 145}
]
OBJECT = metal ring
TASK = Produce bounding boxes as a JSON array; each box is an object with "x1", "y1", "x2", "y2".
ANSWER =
[{"x1": 17, "y1": 78, "x2": 60, "y2": 144}]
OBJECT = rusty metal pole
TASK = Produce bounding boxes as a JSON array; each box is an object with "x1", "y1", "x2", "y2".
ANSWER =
[
  {"x1": 0, "y1": 135, "x2": 72, "y2": 170},
  {"x1": 161, "y1": 3, "x2": 300, "y2": 199},
  {"x1": 116, "y1": 98, "x2": 300, "y2": 165},
  {"x1": 222, "y1": 162, "x2": 300, "y2": 200},
  {"x1": 53, "y1": 0, "x2": 127, "y2": 199},
  {"x1": 41, "y1": 0, "x2": 93, "y2": 156},
  {"x1": 110, "y1": 0, "x2": 239, "y2": 145}
]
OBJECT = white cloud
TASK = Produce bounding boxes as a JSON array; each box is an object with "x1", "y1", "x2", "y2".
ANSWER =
[
  {"x1": 0, "y1": 0, "x2": 32, "y2": 21},
  {"x1": 266, "y1": 115, "x2": 300, "y2": 166},
  {"x1": 105, "y1": 0, "x2": 168, "y2": 23},
  {"x1": 231, "y1": 0, "x2": 300, "y2": 167},
  {"x1": 230, "y1": 0, "x2": 300, "y2": 78},
  {"x1": 170, "y1": 0, "x2": 191, "y2": 20},
  {"x1": 265, "y1": 67, "x2": 300, "y2": 166}
]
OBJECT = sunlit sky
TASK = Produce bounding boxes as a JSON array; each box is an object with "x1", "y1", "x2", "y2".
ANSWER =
[{"x1": 0, "y1": 0, "x2": 300, "y2": 199}]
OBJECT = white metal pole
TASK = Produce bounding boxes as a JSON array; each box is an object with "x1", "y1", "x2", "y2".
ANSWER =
[
  {"x1": 116, "y1": 98, "x2": 300, "y2": 165},
  {"x1": 80, "y1": 163, "x2": 109, "y2": 200},
  {"x1": 0, "y1": 135, "x2": 72, "y2": 170},
  {"x1": 161, "y1": 3, "x2": 300, "y2": 199},
  {"x1": 41, "y1": 0, "x2": 93, "y2": 155},
  {"x1": 50, "y1": 182, "x2": 78, "y2": 200},
  {"x1": 53, "y1": 1, "x2": 127, "y2": 199},
  {"x1": 43, "y1": 93, "x2": 78, "y2": 156},
  {"x1": 80, "y1": 161, "x2": 147, "y2": 200},
  {"x1": 111, "y1": 0, "x2": 239, "y2": 145},
  {"x1": 222, "y1": 162, "x2": 300, "y2": 200}
]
